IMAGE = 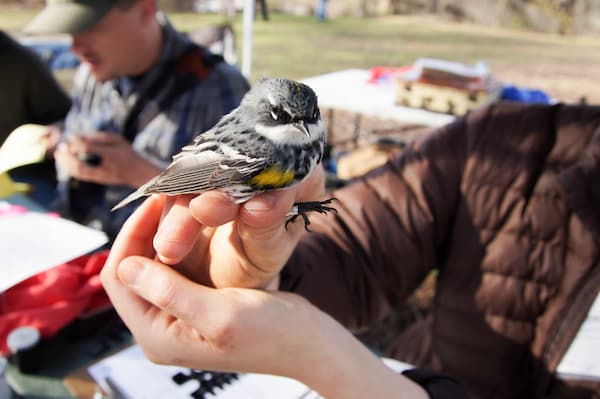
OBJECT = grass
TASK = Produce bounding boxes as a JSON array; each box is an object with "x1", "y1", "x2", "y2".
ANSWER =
[
  {"x1": 3, "y1": 7, "x2": 600, "y2": 103},
  {"x1": 175, "y1": 12, "x2": 600, "y2": 103}
]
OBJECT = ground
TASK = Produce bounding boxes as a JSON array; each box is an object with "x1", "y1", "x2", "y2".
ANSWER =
[{"x1": 2, "y1": 9, "x2": 600, "y2": 104}]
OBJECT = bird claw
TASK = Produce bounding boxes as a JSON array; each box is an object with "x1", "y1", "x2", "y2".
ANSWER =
[{"x1": 285, "y1": 198, "x2": 337, "y2": 231}]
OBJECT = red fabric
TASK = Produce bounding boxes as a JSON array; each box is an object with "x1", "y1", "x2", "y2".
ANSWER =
[
  {"x1": 368, "y1": 65, "x2": 413, "y2": 84},
  {"x1": 0, "y1": 250, "x2": 112, "y2": 355}
]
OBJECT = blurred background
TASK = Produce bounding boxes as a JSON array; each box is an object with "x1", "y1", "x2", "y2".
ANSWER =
[{"x1": 1, "y1": 0, "x2": 600, "y2": 104}]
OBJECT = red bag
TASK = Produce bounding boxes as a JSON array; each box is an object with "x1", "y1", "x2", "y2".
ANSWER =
[{"x1": 0, "y1": 250, "x2": 112, "y2": 355}]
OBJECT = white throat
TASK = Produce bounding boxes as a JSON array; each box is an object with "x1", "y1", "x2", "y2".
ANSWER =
[{"x1": 255, "y1": 119, "x2": 324, "y2": 145}]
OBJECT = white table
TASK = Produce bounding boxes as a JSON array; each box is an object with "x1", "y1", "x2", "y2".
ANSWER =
[{"x1": 301, "y1": 69, "x2": 455, "y2": 128}]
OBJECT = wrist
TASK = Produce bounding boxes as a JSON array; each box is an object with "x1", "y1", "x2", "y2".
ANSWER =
[{"x1": 292, "y1": 308, "x2": 429, "y2": 399}]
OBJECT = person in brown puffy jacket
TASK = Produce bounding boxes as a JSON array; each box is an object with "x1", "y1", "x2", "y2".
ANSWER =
[{"x1": 101, "y1": 102, "x2": 599, "y2": 399}]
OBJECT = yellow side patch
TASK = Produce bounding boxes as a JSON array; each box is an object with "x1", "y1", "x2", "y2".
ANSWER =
[{"x1": 250, "y1": 166, "x2": 295, "y2": 188}]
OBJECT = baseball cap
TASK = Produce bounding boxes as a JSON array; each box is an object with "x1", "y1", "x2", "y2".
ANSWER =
[{"x1": 24, "y1": 0, "x2": 117, "y2": 35}]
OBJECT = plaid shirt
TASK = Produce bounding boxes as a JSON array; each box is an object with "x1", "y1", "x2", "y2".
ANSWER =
[{"x1": 56, "y1": 14, "x2": 249, "y2": 238}]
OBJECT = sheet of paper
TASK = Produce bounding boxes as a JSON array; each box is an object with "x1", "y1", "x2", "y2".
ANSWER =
[
  {"x1": 0, "y1": 209, "x2": 108, "y2": 292},
  {"x1": 0, "y1": 124, "x2": 49, "y2": 174},
  {"x1": 88, "y1": 345, "x2": 315, "y2": 399},
  {"x1": 88, "y1": 344, "x2": 416, "y2": 399},
  {"x1": 556, "y1": 294, "x2": 600, "y2": 380}
]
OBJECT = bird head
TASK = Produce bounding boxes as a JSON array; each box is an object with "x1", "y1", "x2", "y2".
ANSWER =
[{"x1": 245, "y1": 77, "x2": 324, "y2": 145}]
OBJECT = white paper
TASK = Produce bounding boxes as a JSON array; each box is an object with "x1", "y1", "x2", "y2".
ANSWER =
[
  {"x1": 556, "y1": 294, "x2": 600, "y2": 380},
  {"x1": 301, "y1": 69, "x2": 455, "y2": 127},
  {"x1": 88, "y1": 344, "x2": 416, "y2": 399},
  {"x1": 0, "y1": 124, "x2": 49, "y2": 174},
  {"x1": 88, "y1": 345, "x2": 315, "y2": 399},
  {"x1": 0, "y1": 211, "x2": 108, "y2": 292}
]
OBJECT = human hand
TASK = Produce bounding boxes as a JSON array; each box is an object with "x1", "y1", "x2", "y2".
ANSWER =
[
  {"x1": 100, "y1": 208, "x2": 428, "y2": 398},
  {"x1": 101, "y1": 194, "x2": 327, "y2": 377},
  {"x1": 54, "y1": 132, "x2": 160, "y2": 187},
  {"x1": 153, "y1": 165, "x2": 327, "y2": 289},
  {"x1": 43, "y1": 125, "x2": 62, "y2": 157}
]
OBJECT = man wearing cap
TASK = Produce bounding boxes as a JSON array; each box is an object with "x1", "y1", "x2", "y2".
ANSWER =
[{"x1": 25, "y1": 0, "x2": 249, "y2": 238}]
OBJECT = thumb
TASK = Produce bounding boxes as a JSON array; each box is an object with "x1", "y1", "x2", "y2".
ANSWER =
[
  {"x1": 234, "y1": 189, "x2": 306, "y2": 273},
  {"x1": 234, "y1": 166, "x2": 327, "y2": 272},
  {"x1": 117, "y1": 255, "x2": 222, "y2": 327}
]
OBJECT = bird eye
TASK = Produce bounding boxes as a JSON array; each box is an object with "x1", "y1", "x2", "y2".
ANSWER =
[{"x1": 271, "y1": 107, "x2": 291, "y2": 123}]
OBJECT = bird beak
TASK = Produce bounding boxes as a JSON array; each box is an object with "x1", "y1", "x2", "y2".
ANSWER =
[{"x1": 294, "y1": 121, "x2": 310, "y2": 137}]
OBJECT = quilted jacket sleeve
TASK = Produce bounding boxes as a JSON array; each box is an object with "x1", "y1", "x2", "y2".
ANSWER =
[{"x1": 280, "y1": 116, "x2": 470, "y2": 330}]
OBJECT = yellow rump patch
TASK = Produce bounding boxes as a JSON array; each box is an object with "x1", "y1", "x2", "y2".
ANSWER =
[{"x1": 250, "y1": 166, "x2": 295, "y2": 188}]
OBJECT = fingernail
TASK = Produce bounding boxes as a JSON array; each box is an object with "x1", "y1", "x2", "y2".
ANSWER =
[
  {"x1": 118, "y1": 258, "x2": 145, "y2": 286},
  {"x1": 244, "y1": 193, "x2": 276, "y2": 212}
]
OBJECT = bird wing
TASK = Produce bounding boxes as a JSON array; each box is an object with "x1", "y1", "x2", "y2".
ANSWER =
[
  {"x1": 112, "y1": 148, "x2": 266, "y2": 211},
  {"x1": 145, "y1": 150, "x2": 267, "y2": 195},
  {"x1": 112, "y1": 111, "x2": 264, "y2": 211}
]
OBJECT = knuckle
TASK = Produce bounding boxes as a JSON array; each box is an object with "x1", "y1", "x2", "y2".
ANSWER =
[
  {"x1": 152, "y1": 278, "x2": 180, "y2": 312},
  {"x1": 210, "y1": 320, "x2": 237, "y2": 350},
  {"x1": 207, "y1": 306, "x2": 243, "y2": 350},
  {"x1": 137, "y1": 321, "x2": 187, "y2": 365}
]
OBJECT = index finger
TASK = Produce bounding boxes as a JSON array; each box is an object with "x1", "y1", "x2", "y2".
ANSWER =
[
  {"x1": 101, "y1": 195, "x2": 164, "y2": 285},
  {"x1": 153, "y1": 192, "x2": 239, "y2": 265},
  {"x1": 100, "y1": 195, "x2": 166, "y2": 329}
]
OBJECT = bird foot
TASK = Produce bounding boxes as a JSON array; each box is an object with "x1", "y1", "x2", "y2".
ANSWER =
[{"x1": 285, "y1": 198, "x2": 337, "y2": 231}]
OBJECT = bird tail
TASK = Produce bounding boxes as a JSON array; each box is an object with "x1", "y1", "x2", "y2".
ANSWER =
[{"x1": 111, "y1": 176, "x2": 159, "y2": 211}]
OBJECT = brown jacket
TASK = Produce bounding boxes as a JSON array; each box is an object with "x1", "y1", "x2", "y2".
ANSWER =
[{"x1": 281, "y1": 102, "x2": 600, "y2": 398}]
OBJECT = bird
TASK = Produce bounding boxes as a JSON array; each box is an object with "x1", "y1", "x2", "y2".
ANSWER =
[{"x1": 112, "y1": 77, "x2": 336, "y2": 230}]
